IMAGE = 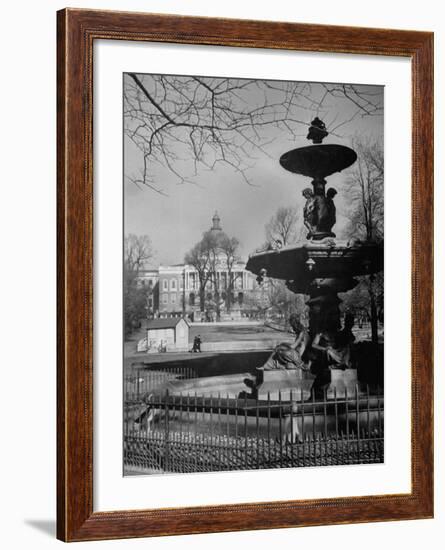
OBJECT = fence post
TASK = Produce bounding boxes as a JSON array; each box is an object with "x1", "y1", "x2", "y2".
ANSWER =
[
  {"x1": 179, "y1": 392, "x2": 183, "y2": 448},
  {"x1": 334, "y1": 386, "x2": 339, "y2": 465},
  {"x1": 218, "y1": 393, "x2": 222, "y2": 471},
  {"x1": 345, "y1": 386, "x2": 349, "y2": 464},
  {"x1": 165, "y1": 389, "x2": 170, "y2": 472},
  {"x1": 356, "y1": 384, "x2": 361, "y2": 463},
  {"x1": 278, "y1": 390, "x2": 283, "y2": 465},
  {"x1": 210, "y1": 394, "x2": 214, "y2": 472},
  {"x1": 301, "y1": 386, "x2": 305, "y2": 467},
  {"x1": 256, "y1": 394, "x2": 260, "y2": 469},
  {"x1": 136, "y1": 368, "x2": 141, "y2": 401},
  {"x1": 235, "y1": 394, "x2": 239, "y2": 439},
  {"x1": 244, "y1": 393, "x2": 248, "y2": 469},
  {"x1": 289, "y1": 390, "x2": 294, "y2": 465},
  {"x1": 267, "y1": 391, "x2": 271, "y2": 465},
  {"x1": 194, "y1": 392, "x2": 198, "y2": 473}
]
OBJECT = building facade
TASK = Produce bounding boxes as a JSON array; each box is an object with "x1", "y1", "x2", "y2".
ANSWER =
[
  {"x1": 137, "y1": 213, "x2": 266, "y2": 320},
  {"x1": 136, "y1": 269, "x2": 160, "y2": 315}
]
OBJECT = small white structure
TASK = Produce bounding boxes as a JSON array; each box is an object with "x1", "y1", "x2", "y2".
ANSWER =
[{"x1": 145, "y1": 317, "x2": 190, "y2": 352}]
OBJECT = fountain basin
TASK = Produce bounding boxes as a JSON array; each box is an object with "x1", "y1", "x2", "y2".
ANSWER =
[
  {"x1": 280, "y1": 144, "x2": 357, "y2": 179},
  {"x1": 246, "y1": 241, "x2": 383, "y2": 294}
]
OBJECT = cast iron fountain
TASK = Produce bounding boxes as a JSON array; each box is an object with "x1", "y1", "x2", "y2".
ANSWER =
[{"x1": 246, "y1": 117, "x2": 383, "y2": 393}]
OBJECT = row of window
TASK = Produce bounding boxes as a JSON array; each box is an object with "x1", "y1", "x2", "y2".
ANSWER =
[
  {"x1": 160, "y1": 292, "x2": 245, "y2": 307},
  {"x1": 163, "y1": 292, "x2": 193, "y2": 307},
  {"x1": 162, "y1": 294, "x2": 176, "y2": 305},
  {"x1": 160, "y1": 274, "x2": 253, "y2": 292},
  {"x1": 162, "y1": 278, "x2": 180, "y2": 292}
]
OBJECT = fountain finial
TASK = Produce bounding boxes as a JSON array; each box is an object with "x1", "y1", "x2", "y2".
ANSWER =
[{"x1": 307, "y1": 117, "x2": 328, "y2": 144}]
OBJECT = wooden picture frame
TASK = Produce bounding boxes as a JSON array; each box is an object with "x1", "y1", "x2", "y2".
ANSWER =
[{"x1": 57, "y1": 8, "x2": 434, "y2": 542}]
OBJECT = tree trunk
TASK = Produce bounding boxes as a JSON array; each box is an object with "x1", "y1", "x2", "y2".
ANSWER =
[
  {"x1": 199, "y1": 287, "x2": 205, "y2": 312},
  {"x1": 226, "y1": 280, "x2": 233, "y2": 312},
  {"x1": 214, "y1": 286, "x2": 221, "y2": 321}
]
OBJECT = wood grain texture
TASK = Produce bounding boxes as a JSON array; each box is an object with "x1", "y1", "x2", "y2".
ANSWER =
[{"x1": 57, "y1": 8, "x2": 434, "y2": 542}]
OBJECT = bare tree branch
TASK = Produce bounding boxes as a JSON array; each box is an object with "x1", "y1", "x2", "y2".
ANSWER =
[{"x1": 124, "y1": 74, "x2": 383, "y2": 188}]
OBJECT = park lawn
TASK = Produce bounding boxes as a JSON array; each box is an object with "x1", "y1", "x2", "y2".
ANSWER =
[{"x1": 188, "y1": 324, "x2": 288, "y2": 343}]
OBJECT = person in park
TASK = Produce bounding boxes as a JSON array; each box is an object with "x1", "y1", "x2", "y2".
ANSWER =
[{"x1": 191, "y1": 334, "x2": 202, "y2": 353}]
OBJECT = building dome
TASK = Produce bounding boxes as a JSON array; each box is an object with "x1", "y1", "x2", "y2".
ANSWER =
[
  {"x1": 211, "y1": 211, "x2": 222, "y2": 231},
  {"x1": 205, "y1": 212, "x2": 229, "y2": 256}
]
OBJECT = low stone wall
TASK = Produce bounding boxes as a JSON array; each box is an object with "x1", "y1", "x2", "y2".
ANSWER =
[
  {"x1": 198, "y1": 338, "x2": 292, "y2": 352},
  {"x1": 189, "y1": 321, "x2": 262, "y2": 327}
]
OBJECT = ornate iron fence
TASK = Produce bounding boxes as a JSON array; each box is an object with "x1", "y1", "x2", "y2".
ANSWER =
[
  {"x1": 125, "y1": 366, "x2": 196, "y2": 403},
  {"x1": 124, "y1": 384, "x2": 383, "y2": 474}
]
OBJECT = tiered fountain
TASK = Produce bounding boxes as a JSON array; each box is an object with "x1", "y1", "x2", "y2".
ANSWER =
[{"x1": 246, "y1": 118, "x2": 383, "y2": 395}]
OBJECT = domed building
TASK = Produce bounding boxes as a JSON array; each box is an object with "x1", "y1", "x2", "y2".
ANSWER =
[{"x1": 137, "y1": 212, "x2": 266, "y2": 321}]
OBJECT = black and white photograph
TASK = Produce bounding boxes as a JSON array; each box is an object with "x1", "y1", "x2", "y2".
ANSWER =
[
  {"x1": 123, "y1": 72, "x2": 384, "y2": 476},
  {"x1": 1, "y1": 0, "x2": 440, "y2": 547}
]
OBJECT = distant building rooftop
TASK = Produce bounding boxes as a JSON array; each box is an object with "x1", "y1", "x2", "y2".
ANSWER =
[{"x1": 146, "y1": 318, "x2": 189, "y2": 330}]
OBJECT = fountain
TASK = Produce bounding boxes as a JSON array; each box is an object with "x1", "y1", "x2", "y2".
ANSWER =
[{"x1": 245, "y1": 118, "x2": 383, "y2": 395}]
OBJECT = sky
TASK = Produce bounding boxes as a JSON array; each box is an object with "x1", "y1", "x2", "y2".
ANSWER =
[{"x1": 124, "y1": 75, "x2": 383, "y2": 266}]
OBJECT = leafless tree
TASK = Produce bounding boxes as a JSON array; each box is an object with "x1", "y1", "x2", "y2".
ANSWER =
[
  {"x1": 201, "y1": 231, "x2": 224, "y2": 320},
  {"x1": 184, "y1": 241, "x2": 212, "y2": 313},
  {"x1": 343, "y1": 138, "x2": 384, "y2": 344},
  {"x1": 243, "y1": 277, "x2": 306, "y2": 325},
  {"x1": 124, "y1": 234, "x2": 154, "y2": 335},
  {"x1": 218, "y1": 234, "x2": 241, "y2": 312},
  {"x1": 124, "y1": 74, "x2": 383, "y2": 189},
  {"x1": 124, "y1": 234, "x2": 153, "y2": 272},
  {"x1": 185, "y1": 229, "x2": 242, "y2": 317},
  {"x1": 265, "y1": 206, "x2": 302, "y2": 246},
  {"x1": 344, "y1": 138, "x2": 384, "y2": 242}
]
